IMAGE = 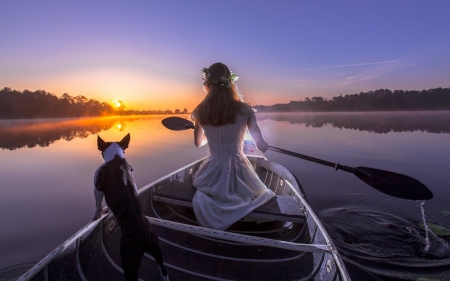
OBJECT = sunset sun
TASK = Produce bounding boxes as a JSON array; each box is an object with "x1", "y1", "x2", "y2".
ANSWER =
[{"x1": 115, "y1": 100, "x2": 121, "y2": 107}]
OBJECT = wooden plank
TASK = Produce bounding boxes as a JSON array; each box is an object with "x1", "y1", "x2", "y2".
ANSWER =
[{"x1": 153, "y1": 181, "x2": 305, "y2": 223}]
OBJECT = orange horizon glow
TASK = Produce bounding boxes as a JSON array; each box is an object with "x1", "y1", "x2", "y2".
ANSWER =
[
  {"x1": 3, "y1": 82, "x2": 301, "y2": 112},
  {"x1": 3, "y1": 63, "x2": 307, "y2": 112}
]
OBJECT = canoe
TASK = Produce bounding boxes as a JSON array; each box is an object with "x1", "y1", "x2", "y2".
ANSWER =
[{"x1": 18, "y1": 140, "x2": 351, "y2": 281}]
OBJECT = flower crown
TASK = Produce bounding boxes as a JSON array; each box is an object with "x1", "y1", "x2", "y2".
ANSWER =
[{"x1": 201, "y1": 67, "x2": 239, "y2": 88}]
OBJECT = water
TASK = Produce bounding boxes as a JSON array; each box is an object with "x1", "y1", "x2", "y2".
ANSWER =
[{"x1": 1, "y1": 112, "x2": 450, "y2": 280}]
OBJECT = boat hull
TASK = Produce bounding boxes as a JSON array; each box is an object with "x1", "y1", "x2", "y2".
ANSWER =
[{"x1": 19, "y1": 149, "x2": 350, "y2": 281}]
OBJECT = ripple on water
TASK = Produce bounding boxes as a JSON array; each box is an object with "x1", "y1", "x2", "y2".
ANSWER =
[
  {"x1": 320, "y1": 193, "x2": 450, "y2": 280},
  {"x1": 0, "y1": 260, "x2": 37, "y2": 281}
]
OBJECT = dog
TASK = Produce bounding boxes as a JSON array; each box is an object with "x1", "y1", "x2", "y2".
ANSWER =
[{"x1": 92, "y1": 133, "x2": 169, "y2": 281}]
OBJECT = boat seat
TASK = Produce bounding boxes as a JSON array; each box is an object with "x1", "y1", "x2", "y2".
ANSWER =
[{"x1": 152, "y1": 181, "x2": 305, "y2": 223}]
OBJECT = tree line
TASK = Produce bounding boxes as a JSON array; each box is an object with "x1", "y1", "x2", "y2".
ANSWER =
[
  {"x1": 3, "y1": 86, "x2": 450, "y2": 119},
  {"x1": 0, "y1": 87, "x2": 189, "y2": 119},
  {"x1": 254, "y1": 87, "x2": 450, "y2": 112}
]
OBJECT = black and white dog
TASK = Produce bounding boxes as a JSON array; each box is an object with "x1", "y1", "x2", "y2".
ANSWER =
[{"x1": 92, "y1": 133, "x2": 168, "y2": 281}]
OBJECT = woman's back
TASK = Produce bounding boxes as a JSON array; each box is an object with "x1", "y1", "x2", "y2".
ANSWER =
[
  {"x1": 203, "y1": 117, "x2": 246, "y2": 145},
  {"x1": 202, "y1": 105, "x2": 248, "y2": 146},
  {"x1": 202, "y1": 104, "x2": 268, "y2": 153}
]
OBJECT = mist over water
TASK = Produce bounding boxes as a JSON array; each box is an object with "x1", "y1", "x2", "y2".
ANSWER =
[
  {"x1": 0, "y1": 116, "x2": 162, "y2": 150},
  {"x1": 257, "y1": 111, "x2": 450, "y2": 134},
  {"x1": 1, "y1": 112, "x2": 450, "y2": 280}
]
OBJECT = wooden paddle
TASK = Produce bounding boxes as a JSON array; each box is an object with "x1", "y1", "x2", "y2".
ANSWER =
[{"x1": 161, "y1": 116, "x2": 433, "y2": 200}]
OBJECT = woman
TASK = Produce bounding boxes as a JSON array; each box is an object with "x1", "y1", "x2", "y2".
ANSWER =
[{"x1": 191, "y1": 62, "x2": 275, "y2": 230}]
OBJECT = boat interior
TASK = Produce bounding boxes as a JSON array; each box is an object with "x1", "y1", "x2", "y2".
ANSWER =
[{"x1": 19, "y1": 144, "x2": 349, "y2": 281}]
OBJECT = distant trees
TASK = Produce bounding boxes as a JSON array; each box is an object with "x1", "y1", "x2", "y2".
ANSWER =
[
  {"x1": 0, "y1": 87, "x2": 115, "y2": 118},
  {"x1": 254, "y1": 87, "x2": 450, "y2": 112},
  {"x1": 0, "y1": 87, "x2": 191, "y2": 119},
  {"x1": 12, "y1": 86, "x2": 450, "y2": 118},
  {"x1": 173, "y1": 108, "x2": 189, "y2": 114}
]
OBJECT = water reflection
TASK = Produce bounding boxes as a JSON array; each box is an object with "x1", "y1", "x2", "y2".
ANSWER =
[
  {"x1": 256, "y1": 111, "x2": 450, "y2": 134},
  {"x1": 2, "y1": 112, "x2": 450, "y2": 151},
  {"x1": 0, "y1": 115, "x2": 174, "y2": 150},
  {"x1": 1, "y1": 113, "x2": 450, "y2": 280}
]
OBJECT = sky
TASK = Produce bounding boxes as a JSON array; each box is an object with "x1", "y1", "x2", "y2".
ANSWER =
[{"x1": 1, "y1": 1, "x2": 449, "y2": 111}]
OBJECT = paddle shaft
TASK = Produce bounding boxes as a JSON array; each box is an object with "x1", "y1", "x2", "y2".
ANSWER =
[
  {"x1": 175, "y1": 117, "x2": 371, "y2": 178},
  {"x1": 160, "y1": 116, "x2": 433, "y2": 200},
  {"x1": 268, "y1": 146, "x2": 372, "y2": 178}
]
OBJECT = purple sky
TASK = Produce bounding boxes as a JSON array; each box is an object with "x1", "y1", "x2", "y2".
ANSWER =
[{"x1": 1, "y1": 1, "x2": 449, "y2": 110}]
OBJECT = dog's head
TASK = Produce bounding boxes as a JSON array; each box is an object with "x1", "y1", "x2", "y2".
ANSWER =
[{"x1": 97, "y1": 133, "x2": 130, "y2": 161}]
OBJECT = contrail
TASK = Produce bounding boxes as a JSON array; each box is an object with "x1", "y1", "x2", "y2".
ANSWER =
[{"x1": 296, "y1": 60, "x2": 399, "y2": 71}]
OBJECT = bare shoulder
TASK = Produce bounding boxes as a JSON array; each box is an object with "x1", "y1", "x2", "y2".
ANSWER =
[{"x1": 240, "y1": 103, "x2": 254, "y2": 116}]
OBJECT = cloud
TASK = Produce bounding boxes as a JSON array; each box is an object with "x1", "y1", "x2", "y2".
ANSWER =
[
  {"x1": 337, "y1": 75, "x2": 378, "y2": 86},
  {"x1": 296, "y1": 60, "x2": 400, "y2": 71}
]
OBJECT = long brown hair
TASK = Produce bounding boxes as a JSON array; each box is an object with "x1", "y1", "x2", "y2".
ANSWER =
[{"x1": 192, "y1": 62, "x2": 244, "y2": 126}]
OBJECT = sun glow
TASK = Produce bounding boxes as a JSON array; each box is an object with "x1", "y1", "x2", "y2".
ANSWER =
[{"x1": 115, "y1": 101, "x2": 121, "y2": 107}]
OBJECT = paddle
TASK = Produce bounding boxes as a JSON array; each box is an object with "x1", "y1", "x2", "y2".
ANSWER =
[{"x1": 161, "y1": 116, "x2": 433, "y2": 201}]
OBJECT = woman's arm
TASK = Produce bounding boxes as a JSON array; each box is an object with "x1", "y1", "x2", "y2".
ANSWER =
[
  {"x1": 247, "y1": 108, "x2": 269, "y2": 152},
  {"x1": 194, "y1": 123, "x2": 208, "y2": 147}
]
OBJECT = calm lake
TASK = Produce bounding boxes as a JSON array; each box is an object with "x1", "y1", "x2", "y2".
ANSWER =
[{"x1": 1, "y1": 112, "x2": 450, "y2": 281}]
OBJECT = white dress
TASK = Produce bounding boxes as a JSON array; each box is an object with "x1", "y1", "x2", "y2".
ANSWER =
[{"x1": 192, "y1": 104, "x2": 275, "y2": 230}]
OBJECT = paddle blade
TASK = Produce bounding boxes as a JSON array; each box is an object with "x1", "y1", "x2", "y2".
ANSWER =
[
  {"x1": 354, "y1": 167, "x2": 433, "y2": 200},
  {"x1": 161, "y1": 117, "x2": 194, "y2": 131}
]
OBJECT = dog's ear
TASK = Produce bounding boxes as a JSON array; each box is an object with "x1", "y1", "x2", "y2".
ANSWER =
[
  {"x1": 97, "y1": 135, "x2": 107, "y2": 151},
  {"x1": 119, "y1": 133, "x2": 130, "y2": 150}
]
